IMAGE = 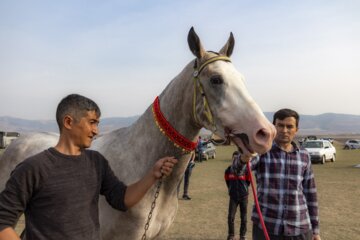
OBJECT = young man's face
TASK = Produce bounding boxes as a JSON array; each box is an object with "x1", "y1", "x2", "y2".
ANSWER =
[
  {"x1": 71, "y1": 110, "x2": 100, "y2": 149},
  {"x1": 274, "y1": 117, "x2": 298, "y2": 146}
]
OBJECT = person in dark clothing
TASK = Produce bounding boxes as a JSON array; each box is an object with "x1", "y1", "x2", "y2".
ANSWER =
[
  {"x1": 0, "y1": 94, "x2": 178, "y2": 240},
  {"x1": 182, "y1": 152, "x2": 195, "y2": 200},
  {"x1": 224, "y1": 151, "x2": 250, "y2": 240},
  {"x1": 196, "y1": 136, "x2": 205, "y2": 162}
]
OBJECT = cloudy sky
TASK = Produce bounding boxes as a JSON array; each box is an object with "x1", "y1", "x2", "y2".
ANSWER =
[{"x1": 1, "y1": 0, "x2": 359, "y2": 120}]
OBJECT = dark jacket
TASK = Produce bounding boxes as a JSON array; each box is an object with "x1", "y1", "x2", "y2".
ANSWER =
[{"x1": 224, "y1": 164, "x2": 250, "y2": 201}]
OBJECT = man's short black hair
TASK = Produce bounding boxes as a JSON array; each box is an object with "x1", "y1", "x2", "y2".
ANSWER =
[
  {"x1": 273, "y1": 108, "x2": 299, "y2": 128},
  {"x1": 56, "y1": 94, "x2": 101, "y2": 132}
]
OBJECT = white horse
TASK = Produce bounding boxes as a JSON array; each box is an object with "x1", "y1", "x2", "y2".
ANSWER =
[{"x1": 0, "y1": 27, "x2": 276, "y2": 239}]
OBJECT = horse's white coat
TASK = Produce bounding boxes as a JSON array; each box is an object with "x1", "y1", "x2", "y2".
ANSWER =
[{"x1": 0, "y1": 29, "x2": 276, "y2": 239}]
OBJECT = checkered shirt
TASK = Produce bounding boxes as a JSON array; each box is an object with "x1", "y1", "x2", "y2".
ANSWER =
[{"x1": 249, "y1": 142, "x2": 320, "y2": 236}]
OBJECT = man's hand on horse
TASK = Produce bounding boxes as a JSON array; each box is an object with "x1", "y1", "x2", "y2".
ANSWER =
[{"x1": 154, "y1": 156, "x2": 178, "y2": 179}]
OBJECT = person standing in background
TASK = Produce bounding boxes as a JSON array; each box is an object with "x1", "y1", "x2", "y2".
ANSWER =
[
  {"x1": 196, "y1": 136, "x2": 205, "y2": 162},
  {"x1": 225, "y1": 151, "x2": 250, "y2": 240},
  {"x1": 182, "y1": 152, "x2": 196, "y2": 200}
]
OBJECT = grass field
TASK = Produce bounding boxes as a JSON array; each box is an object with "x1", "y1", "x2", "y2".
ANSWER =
[
  {"x1": 159, "y1": 142, "x2": 360, "y2": 240},
  {"x1": 2, "y1": 142, "x2": 360, "y2": 239}
]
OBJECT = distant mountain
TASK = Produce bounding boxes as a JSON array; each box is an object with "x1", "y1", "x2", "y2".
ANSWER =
[
  {"x1": 0, "y1": 116, "x2": 58, "y2": 133},
  {"x1": 0, "y1": 116, "x2": 139, "y2": 133},
  {"x1": 263, "y1": 112, "x2": 360, "y2": 135},
  {"x1": 1, "y1": 113, "x2": 360, "y2": 134}
]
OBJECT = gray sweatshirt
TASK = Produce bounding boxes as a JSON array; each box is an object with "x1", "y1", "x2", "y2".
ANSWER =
[{"x1": 0, "y1": 148, "x2": 127, "y2": 240}]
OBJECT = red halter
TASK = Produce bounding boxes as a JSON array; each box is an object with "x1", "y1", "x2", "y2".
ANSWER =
[{"x1": 152, "y1": 96, "x2": 197, "y2": 152}]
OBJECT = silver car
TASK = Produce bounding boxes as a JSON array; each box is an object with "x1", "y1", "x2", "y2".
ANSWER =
[
  {"x1": 195, "y1": 142, "x2": 216, "y2": 161},
  {"x1": 202, "y1": 142, "x2": 216, "y2": 160},
  {"x1": 344, "y1": 139, "x2": 360, "y2": 149},
  {"x1": 302, "y1": 140, "x2": 336, "y2": 164}
]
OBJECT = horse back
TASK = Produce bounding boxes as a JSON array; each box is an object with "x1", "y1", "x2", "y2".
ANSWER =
[{"x1": 0, "y1": 132, "x2": 59, "y2": 190}]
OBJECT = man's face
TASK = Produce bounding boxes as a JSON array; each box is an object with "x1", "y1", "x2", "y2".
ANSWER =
[
  {"x1": 71, "y1": 110, "x2": 100, "y2": 149},
  {"x1": 274, "y1": 117, "x2": 298, "y2": 145}
]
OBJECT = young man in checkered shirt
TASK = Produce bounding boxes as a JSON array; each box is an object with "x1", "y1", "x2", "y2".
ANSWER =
[{"x1": 240, "y1": 109, "x2": 321, "y2": 240}]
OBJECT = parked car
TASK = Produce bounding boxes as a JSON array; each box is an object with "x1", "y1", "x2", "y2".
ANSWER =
[
  {"x1": 302, "y1": 140, "x2": 336, "y2": 164},
  {"x1": 298, "y1": 135, "x2": 318, "y2": 146},
  {"x1": 0, "y1": 131, "x2": 20, "y2": 149},
  {"x1": 321, "y1": 137, "x2": 334, "y2": 144},
  {"x1": 306, "y1": 135, "x2": 317, "y2": 141},
  {"x1": 195, "y1": 142, "x2": 216, "y2": 160},
  {"x1": 343, "y1": 139, "x2": 360, "y2": 149}
]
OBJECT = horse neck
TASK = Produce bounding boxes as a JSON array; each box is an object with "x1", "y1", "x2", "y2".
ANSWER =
[
  {"x1": 149, "y1": 61, "x2": 202, "y2": 191},
  {"x1": 127, "y1": 61, "x2": 200, "y2": 159},
  {"x1": 158, "y1": 61, "x2": 200, "y2": 142}
]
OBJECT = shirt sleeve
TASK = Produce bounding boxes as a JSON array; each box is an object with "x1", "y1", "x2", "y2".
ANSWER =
[
  {"x1": 250, "y1": 155, "x2": 261, "y2": 170},
  {"x1": 302, "y1": 157, "x2": 320, "y2": 235},
  {"x1": 99, "y1": 157, "x2": 128, "y2": 212},
  {"x1": 0, "y1": 161, "x2": 39, "y2": 231},
  {"x1": 224, "y1": 167, "x2": 230, "y2": 188}
]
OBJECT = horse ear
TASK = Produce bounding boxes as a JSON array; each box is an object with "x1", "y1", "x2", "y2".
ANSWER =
[
  {"x1": 219, "y1": 32, "x2": 235, "y2": 57},
  {"x1": 187, "y1": 27, "x2": 206, "y2": 59}
]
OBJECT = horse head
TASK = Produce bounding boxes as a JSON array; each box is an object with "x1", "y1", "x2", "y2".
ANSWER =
[{"x1": 188, "y1": 27, "x2": 276, "y2": 155}]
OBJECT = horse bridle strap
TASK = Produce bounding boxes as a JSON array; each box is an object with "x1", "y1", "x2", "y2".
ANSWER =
[
  {"x1": 193, "y1": 56, "x2": 231, "y2": 77},
  {"x1": 152, "y1": 96, "x2": 197, "y2": 152},
  {"x1": 192, "y1": 56, "x2": 231, "y2": 129}
]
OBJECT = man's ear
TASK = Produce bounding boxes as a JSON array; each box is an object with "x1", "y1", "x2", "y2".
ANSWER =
[{"x1": 63, "y1": 115, "x2": 74, "y2": 130}]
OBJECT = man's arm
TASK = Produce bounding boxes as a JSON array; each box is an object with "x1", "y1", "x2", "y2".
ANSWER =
[
  {"x1": 124, "y1": 156, "x2": 177, "y2": 208},
  {"x1": 0, "y1": 227, "x2": 20, "y2": 240},
  {"x1": 224, "y1": 166, "x2": 231, "y2": 188},
  {"x1": 0, "y1": 162, "x2": 37, "y2": 239},
  {"x1": 302, "y1": 158, "x2": 320, "y2": 238}
]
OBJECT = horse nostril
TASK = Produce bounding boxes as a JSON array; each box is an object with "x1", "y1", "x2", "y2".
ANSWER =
[
  {"x1": 255, "y1": 128, "x2": 272, "y2": 143},
  {"x1": 258, "y1": 129, "x2": 267, "y2": 138}
]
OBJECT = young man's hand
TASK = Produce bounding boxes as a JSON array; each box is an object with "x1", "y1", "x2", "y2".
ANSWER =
[
  {"x1": 239, "y1": 153, "x2": 257, "y2": 164},
  {"x1": 153, "y1": 156, "x2": 178, "y2": 179},
  {"x1": 125, "y1": 156, "x2": 178, "y2": 208},
  {"x1": 0, "y1": 227, "x2": 20, "y2": 240}
]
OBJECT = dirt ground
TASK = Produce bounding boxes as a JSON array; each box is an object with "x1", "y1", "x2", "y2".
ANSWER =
[{"x1": 2, "y1": 138, "x2": 360, "y2": 239}]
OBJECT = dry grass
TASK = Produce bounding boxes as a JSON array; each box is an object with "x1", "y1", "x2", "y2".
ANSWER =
[{"x1": 2, "y1": 141, "x2": 360, "y2": 239}]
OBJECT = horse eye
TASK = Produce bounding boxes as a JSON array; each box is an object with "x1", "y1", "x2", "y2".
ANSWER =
[{"x1": 210, "y1": 75, "x2": 223, "y2": 84}]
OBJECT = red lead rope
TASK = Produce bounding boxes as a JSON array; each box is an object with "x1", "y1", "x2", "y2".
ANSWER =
[{"x1": 246, "y1": 162, "x2": 270, "y2": 240}]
